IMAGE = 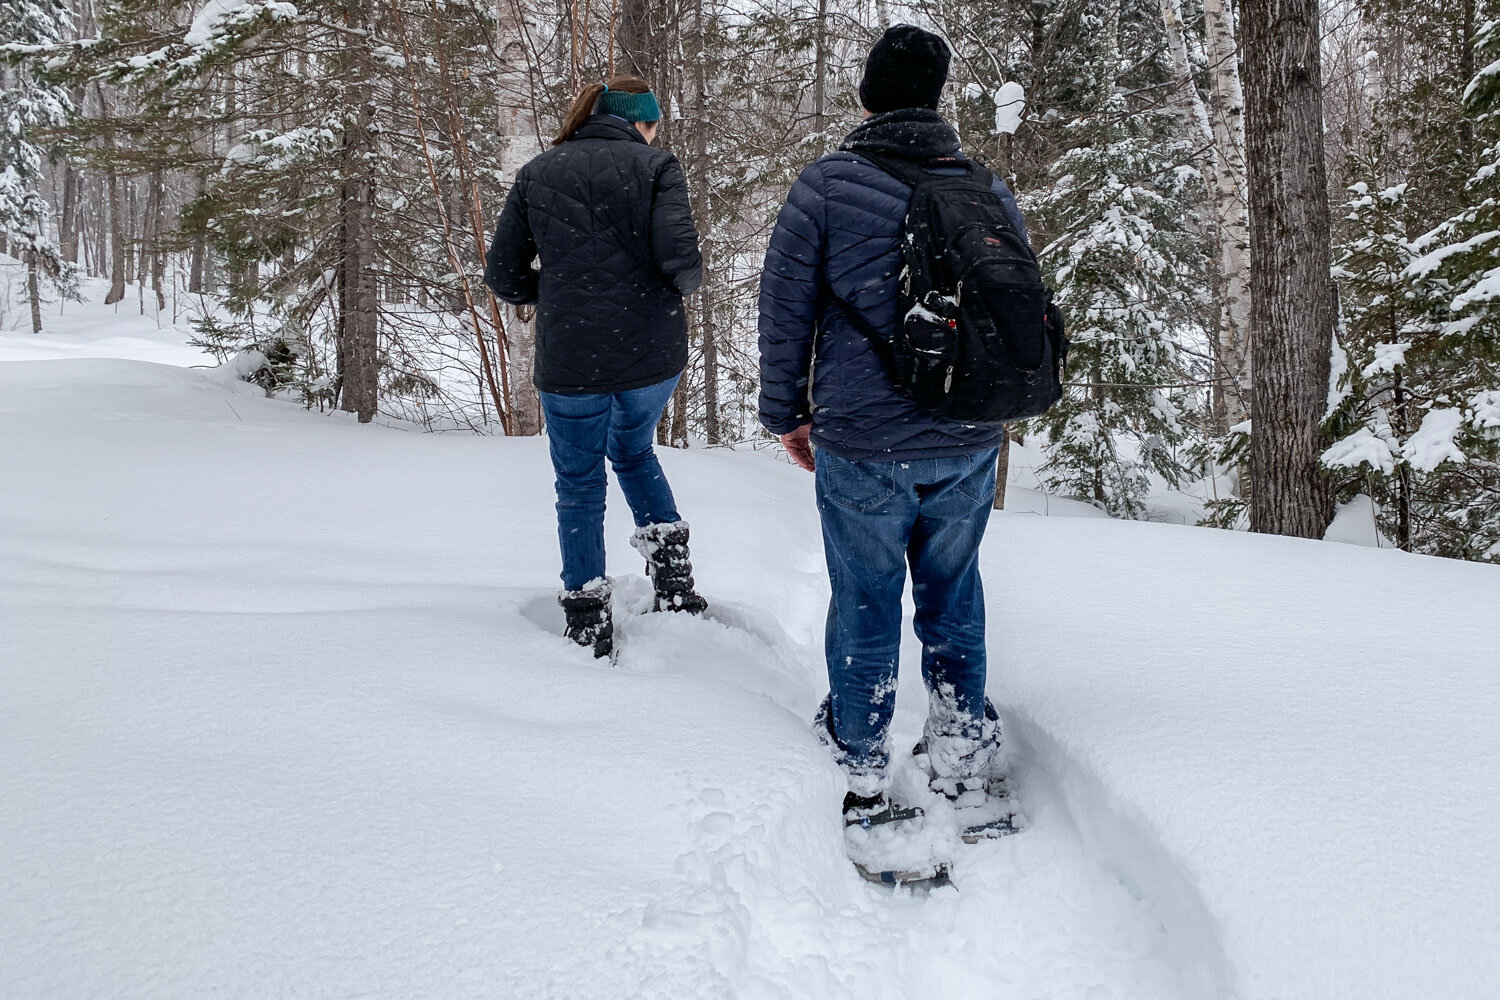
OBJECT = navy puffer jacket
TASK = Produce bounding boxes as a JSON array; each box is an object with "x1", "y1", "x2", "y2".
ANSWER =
[
  {"x1": 486, "y1": 115, "x2": 702, "y2": 394},
  {"x1": 757, "y1": 109, "x2": 1031, "y2": 461}
]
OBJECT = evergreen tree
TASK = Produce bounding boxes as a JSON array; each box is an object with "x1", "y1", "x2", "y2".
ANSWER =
[
  {"x1": 1023, "y1": 1, "x2": 1211, "y2": 518},
  {"x1": 1372, "y1": 19, "x2": 1500, "y2": 560},
  {"x1": 0, "y1": 0, "x2": 79, "y2": 333},
  {"x1": 40, "y1": 0, "x2": 518, "y2": 427},
  {"x1": 1324, "y1": 158, "x2": 1431, "y2": 550}
]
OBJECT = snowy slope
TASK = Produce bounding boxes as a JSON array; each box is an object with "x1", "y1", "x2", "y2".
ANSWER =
[
  {"x1": 0, "y1": 274, "x2": 215, "y2": 368},
  {"x1": 1, "y1": 349, "x2": 1497, "y2": 999}
]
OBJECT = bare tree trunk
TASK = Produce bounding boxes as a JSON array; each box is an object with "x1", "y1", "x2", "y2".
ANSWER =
[
  {"x1": 994, "y1": 430, "x2": 1010, "y2": 511},
  {"x1": 1243, "y1": 0, "x2": 1335, "y2": 538},
  {"x1": 670, "y1": 379, "x2": 688, "y2": 447},
  {"x1": 616, "y1": 0, "x2": 653, "y2": 79},
  {"x1": 338, "y1": 0, "x2": 380, "y2": 423},
  {"x1": 60, "y1": 162, "x2": 80, "y2": 265},
  {"x1": 27, "y1": 250, "x2": 43, "y2": 334},
  {"x1": 189, "y1": 179, "x2": 207, "y2": 294},
  {"x1": 689, "y1": 0, "x2": 719, "y2": 443},
  {"x1": 103, "y1": 168, "x2": 126, "y2": 304},
  {"x1": 508, "y1": 308, "x2": 543, "y2": 434},
  {"x1": 1164, "y1": 0, "x2": 1250, "y2": 432},
  {"x1": 96, "y1": 85, "x2": 128, "y2": 305},
  {"x1": 125, "y1": 179, "x2": 139, "y2": 288},
  {"x1": 148, "y1": 168, "x2": 166, "y2": 312},
  {"x1": 92, "y1": 177, "x2": 107, "y2": 279},
  {"x1": 1393, "y1": 367, "x2": 1412, "y2": 551},
  {"x1": 1460, "y1": 0, "x2": 1477, "y2": 158},
  {"x1": 812, "y1": 0, "x2": 829, "y2": 134},
  {"x1": 1202, "y1": 0, "x2": 1251, "y2": 430}
]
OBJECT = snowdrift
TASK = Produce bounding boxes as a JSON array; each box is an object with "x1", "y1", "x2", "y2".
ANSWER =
[{"x1": 1, "y1": 356, "x2": 1496, "y2": 999}]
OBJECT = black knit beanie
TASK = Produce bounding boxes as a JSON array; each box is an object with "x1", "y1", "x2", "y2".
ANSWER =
[{"x1": 858, "y1": 25, "x2": 951, "y2": 114}]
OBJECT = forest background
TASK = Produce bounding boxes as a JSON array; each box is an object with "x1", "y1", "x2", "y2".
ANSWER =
[{"x1": 3, "y1": 0, "x2": 1499, "y2": 561}]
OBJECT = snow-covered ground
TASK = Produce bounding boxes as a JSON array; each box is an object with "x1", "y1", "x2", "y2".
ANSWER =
[
  {"x1": 0, "y1": 271, "x2": 216, "y2": 368},
  {"x1": 2, "y1": 298, "x2": 1498, "y2": 999}
]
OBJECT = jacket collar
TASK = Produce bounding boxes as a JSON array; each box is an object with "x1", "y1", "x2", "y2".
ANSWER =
[
  {"x1": 570, "y1": 114, "x2": 648, "y2": 144},
  {"x1": 839, "y1": 107, "x2": 962, "y2": 163}
]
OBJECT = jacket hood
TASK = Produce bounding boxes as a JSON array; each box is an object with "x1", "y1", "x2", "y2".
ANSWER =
[
  {"x1": 839, "y1": 108, "x2": 961, "y2": 162},
  {"x1": 570, "y1": 114, "x2": 648, "y2": 144}
]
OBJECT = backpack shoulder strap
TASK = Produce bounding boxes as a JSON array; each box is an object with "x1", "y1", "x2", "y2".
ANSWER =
[{"x1": 853, "y1": 152, "x2": 992, "y2": 190}]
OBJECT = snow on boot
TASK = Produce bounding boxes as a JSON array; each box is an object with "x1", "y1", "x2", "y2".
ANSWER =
[
  {"x1": 919, "y1": 695, "x2": 1002, "y2": 804},
  {"x1": 558, "y1": 580, "x2": 613, "y2": 660},
  {"x1": 629, "y1": 521, "x2": 708, "y2": 614},
  {"x1": 912, "y1": 736, "x2": 1023, "y2": 843}
]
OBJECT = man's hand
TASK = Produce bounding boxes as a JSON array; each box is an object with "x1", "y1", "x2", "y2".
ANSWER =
[{"x1": 780, "y1": 424, "x2": 815, "y2": 472}]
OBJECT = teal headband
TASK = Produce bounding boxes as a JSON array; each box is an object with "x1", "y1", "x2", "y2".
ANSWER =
[{"x1": 597, "y1": 87, "x2": 661, "y2": 123}]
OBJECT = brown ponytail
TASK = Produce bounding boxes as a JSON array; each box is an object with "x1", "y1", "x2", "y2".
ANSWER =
[{"x1": 552, "y1": 74, "x2": 655, "y2": 146}]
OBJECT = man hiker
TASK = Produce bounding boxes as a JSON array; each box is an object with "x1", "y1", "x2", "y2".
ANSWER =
[{"x1": 757, "y1": 25, "x2": 1037, "y2": 829}]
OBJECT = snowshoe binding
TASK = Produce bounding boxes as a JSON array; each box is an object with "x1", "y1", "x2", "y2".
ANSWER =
[
  {"x1": 630, "y1": 521, "x2": 709, "y2": 615},
  {"x1": 559, "y1": 581, "x2": 613, "y2": 660},
  {"x1": 843, "y1": 791, "x2": 924, "y2": 830},
  {"x1": 913, "y1": 739, "x2": 1023, "y2": 843},
  {"x1": 842, "y1": 791, "x2": 951, "y2": 889}
]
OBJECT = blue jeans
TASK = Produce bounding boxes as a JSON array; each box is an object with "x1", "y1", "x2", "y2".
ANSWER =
[
  {"x1": 815, "y1": 448, "x2": 1000, "y2": 791},
  {"x1": 540, "y1": 376, "x2": 682, "y2": 591}
]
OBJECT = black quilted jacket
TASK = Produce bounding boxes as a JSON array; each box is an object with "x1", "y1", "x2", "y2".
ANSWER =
[{"x1": 485, "y1": 115, "x2": 703, "y2": 394}]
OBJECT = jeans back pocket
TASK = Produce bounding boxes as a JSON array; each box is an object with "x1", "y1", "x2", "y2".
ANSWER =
[{"x1": 821, "y1": 457, "x2": 897, "y2": 513}]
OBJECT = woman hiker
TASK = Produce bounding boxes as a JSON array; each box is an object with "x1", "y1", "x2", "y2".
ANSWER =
[{"x1": 484, "y1": 74, "x2": 709, "y2": 660}]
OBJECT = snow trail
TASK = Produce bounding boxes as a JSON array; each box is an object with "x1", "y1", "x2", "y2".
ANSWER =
[{"x1": 2, "y1": 348, "x2": 1497, "y2": 998}]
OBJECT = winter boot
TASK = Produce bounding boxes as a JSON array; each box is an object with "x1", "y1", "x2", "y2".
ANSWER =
[
  {"x1": 917, "y1": 696, "x2": 1003, "y2": 804},
  {"x1": 558, "y1": 580, "x2": 613, "y2": 660},
  {"x1": 630, "y1": 521, "x2": 708, "y2": 614}
]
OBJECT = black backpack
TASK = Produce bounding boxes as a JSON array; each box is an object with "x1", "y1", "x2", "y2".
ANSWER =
[{"x1": 839, "y1": 154, "x2": 1067, "y2": 425}]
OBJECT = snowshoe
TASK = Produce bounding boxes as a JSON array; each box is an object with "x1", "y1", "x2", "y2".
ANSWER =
[
  {"x1": 842, "y1": 792, "x2": 950, "y2": 888},
  {"x1": 852, "y1": 860, "x2": 952, "y2": 889},
  {"x1": 559, "y1": 581, "x2": 613, "y2": 660},
  {"x1": 630, "y1": 521, "x2": 709, "y2": 615}
]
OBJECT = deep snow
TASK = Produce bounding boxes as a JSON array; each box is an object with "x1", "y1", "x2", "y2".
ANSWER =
[{"x1": 2, "y1": 305, "x2": 1498, "y2": 999}]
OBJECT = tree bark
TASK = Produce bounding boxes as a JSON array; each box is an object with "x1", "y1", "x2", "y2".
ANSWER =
[
  {"x1": 96, "y1": 84, "x2": 128, "y2": 305},
  {"x1": 103, "y1": 167, "x2": 126, "y2": 304},
  {"x1": 337, "y1": 0, "x2": 380, "y2": 423},
  {"x1": 125, "y1": 179, "x2": 137, "y2": 288},
  {"x1": 1202, "y1": 0, "x2": 1251, "y2": 430},
  {"x1": 616, "y1": 0, "x2": 653, "y2": 79},
  {"x1": 812, "y1": 0, "x2": 829, "y2": 134},
  {"x1": 1394, "y1": 366, "x2": 1412, "y2": 551},
  {"x1": 495, "y1": 1, "x2": 545, "y2": 433},
  {"x1": 994, "y1": 430, "x2": 1011, "y2": 511},
  {"x1": 689, "y1": 0, "x2": 719, "y2": 443},
  {"x1": 148, "y1": 168, "x2": 166, "y2": 312},
  {"x1": 60, "y1": 161, "x2": 80, "y2": 266},
  {"x1": 1163, "y1": 0, "x2": 1251, "y2": 432},
  {"x1": 189, "y1": 180, "x2": 207, "y2": 295},
  {"x1": 670, "y1": 379, "x2": 688, "y2": 447},
  {"x1": 1242, "y1": 0, "x2": 1336, "y2": 538},
  {"x1": 507, "y1": 308, "x2": 543, "y2": 435},
  {"x1": 27, "y1": 250, "x2": 43, "y2": 335}
]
